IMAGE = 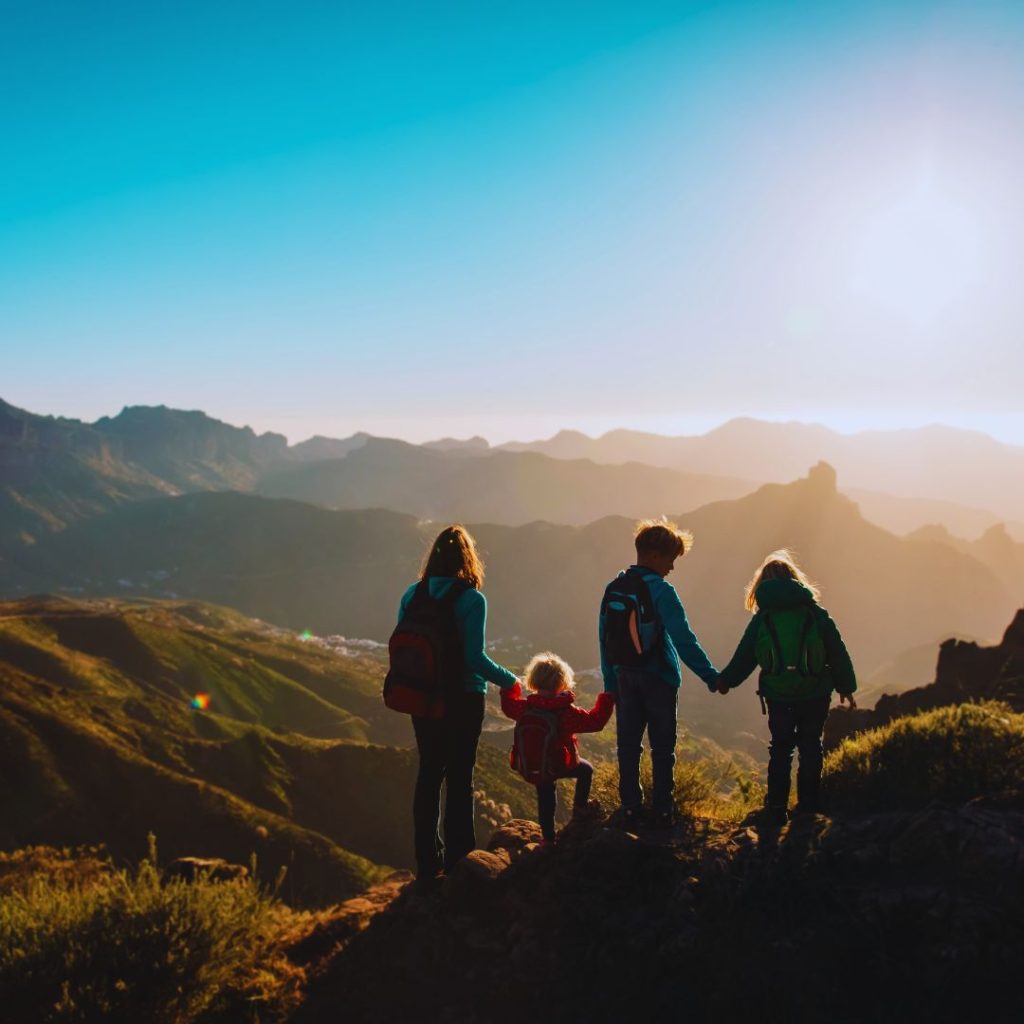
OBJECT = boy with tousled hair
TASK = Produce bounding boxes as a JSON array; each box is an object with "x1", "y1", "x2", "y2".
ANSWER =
[{"x1": 599, "y1": 519, "x2": 719, "y2": 828}]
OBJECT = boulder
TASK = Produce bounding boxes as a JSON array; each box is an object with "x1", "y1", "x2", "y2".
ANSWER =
[
  {"x1": 444, "y1": 849, "x2": 510, "y2": 907},
  {"x1": 486, "y1": 818, "x2": 542, "y2": 857}
]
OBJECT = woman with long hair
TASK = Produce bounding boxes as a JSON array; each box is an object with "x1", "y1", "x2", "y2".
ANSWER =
[
  {"x1": 397, "y1": 524, "x2": 517, "y2": 882},
  {"x1": 717, "y1": 550, "x2": 856, "y2": 825}
]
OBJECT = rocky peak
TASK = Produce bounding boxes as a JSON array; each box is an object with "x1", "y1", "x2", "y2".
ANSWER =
[
  {"x1": 826, "y1": 607, "x2": 1024, "y2": 749},
  {"x1": 1004, "y1": 609, "x2": 1024, "y2": 649},
  {"x1": 806, "y1": 459, "x2": 838, "y2": 493},
  {"x1": 95, "y1": 405, "x2": 289, "y2": 470}
]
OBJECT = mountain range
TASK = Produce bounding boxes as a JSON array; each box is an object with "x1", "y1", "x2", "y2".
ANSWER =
[
  {"x1": 5, "y1": 462, "x2": 1019, "y2": 752},
  {"x1": 256, "y1": 437, "x2": 755, "y2": 525},
  {"x1": 3, "y1": 397, "x2": 1022, "y2": 545},
  {"x1": 498, "y1": 418, "x2": 1024, "y2": 529}
]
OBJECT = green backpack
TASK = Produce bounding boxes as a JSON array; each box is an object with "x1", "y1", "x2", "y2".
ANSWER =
[{"x1": 754, "y1": 606, "x2": 827, "y2": 701}]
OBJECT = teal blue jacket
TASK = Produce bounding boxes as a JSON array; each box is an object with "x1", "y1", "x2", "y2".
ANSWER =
[
  {"x1": 398, "y1": 577, "x2": 518, "y2": 694},
  {"x1": 718, "y1": 578, "x2": 857, "y2": 700},
  {"x1": 599, "y1": 566, "x2": 718, "y2": 693}
]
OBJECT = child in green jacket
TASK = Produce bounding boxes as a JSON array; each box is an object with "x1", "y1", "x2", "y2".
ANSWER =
[{"x1": 717, "y1": 550, "x2": 856, "y2": 824}]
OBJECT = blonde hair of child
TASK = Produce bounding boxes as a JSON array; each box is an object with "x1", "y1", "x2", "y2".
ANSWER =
[
  {"x1": 744, "y1": 549, "x2": 822, "y2": 613},
  {"x1": 524, "y1": 652, "x2": 575, "y2": 693}
]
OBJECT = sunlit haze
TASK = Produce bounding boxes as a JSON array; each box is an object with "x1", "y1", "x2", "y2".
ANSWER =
[{"x1": 3, "y1": 1, "x2": 1023, "y2": 444}]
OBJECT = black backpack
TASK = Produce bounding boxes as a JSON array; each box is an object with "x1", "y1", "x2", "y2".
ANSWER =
[
  {"x1": 383, "y1": 580, "x2": 466, "y2": 718},
  {"x1": 600, "y1": 568, "x2": 662, "y2": 669}
]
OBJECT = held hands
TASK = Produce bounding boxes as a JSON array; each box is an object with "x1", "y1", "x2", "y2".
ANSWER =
[
  {"x1": 708, "y1": 674, "x2": 729, "y2": 696},
  {"x1": 838, "y1": 692, "x2": 857, "y2": 709}
]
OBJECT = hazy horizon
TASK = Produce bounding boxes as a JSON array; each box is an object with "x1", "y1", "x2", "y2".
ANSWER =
[{"x1": 7, "y1": 391, "x2": 1024, "y2": 450}]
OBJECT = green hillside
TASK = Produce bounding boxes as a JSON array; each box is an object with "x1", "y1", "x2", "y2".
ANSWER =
[{"x1": 0, "y1": 598, "x2": 534, "y2": 901}]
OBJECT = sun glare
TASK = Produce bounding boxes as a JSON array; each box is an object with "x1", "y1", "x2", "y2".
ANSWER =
[{"x1": 846, "y1": 173, "x2": 986, "y2": 328}]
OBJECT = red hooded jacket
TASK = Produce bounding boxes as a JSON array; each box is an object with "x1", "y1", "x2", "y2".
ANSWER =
[{"x1": 501, "y1": 682, "x2": 616, "y2": 774}]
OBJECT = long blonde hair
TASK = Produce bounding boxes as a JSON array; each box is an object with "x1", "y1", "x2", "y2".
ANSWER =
[
  {"x1": 420, "y1": 524, "x2": 485, "y2": 589},
  {"x1": 744, "y1": 549, "x2": 821, "y2": 613}
]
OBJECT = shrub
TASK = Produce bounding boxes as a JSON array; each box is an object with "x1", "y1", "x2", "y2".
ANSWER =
[
  {"x1": 823, "y1": 701, "x2": 1024, "y2": 812},
  {"x1": 0, "y1": 846, "x2": 112, "y2": 896},
  {"x1": 0, "y1": 838, "x2": 305, "y2": 1024}
]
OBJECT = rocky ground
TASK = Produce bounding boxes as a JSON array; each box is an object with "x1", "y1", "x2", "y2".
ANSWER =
[{"x1": 283, "y1": 803, "x2": 1024, "y2": 1024}]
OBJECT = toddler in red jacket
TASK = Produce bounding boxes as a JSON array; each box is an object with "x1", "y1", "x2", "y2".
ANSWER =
[{"x1": 501, "y1": 652, "x2": 616, "y2": 843}]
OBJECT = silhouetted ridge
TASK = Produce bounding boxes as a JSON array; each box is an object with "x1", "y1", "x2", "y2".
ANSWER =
[{"x1": 826, "y1": 607, "x2": 1024, "y2": 749}]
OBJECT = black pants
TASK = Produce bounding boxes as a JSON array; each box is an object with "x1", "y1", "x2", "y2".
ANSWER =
[
  {"x1": 536, "y1": 759, "x2": 594, "y2": 842},
  {"x1": 411, "y1": 691, "x2": 485, "y2": 876},
  {"x1": 766, "y1": 696, "x2": 831, "y2": 812}
]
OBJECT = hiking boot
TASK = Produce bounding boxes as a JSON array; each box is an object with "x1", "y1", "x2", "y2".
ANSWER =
[
  {"x1": 651, "y1": 809, "x2": 675, "y2": 830},
  {"x1": 570, "y1": 799, "x2": 604, "y2": 823},
  {"x1": 621, "y1": 806, "x2": 646, "y2": 829},
  {"x1": 760, "y1": 806, "x2": 788, "y2": 828},
  {"x1": 411, "y1": 870, "x2": 444, "y2": 893}
]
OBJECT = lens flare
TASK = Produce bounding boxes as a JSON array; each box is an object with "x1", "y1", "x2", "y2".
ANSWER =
[
  {"x1": 191, "y1": 693, "x2": 211, "y2": 710},
  {"x1": 300, "y1": 629, "x2": 313, "y2": 641}
]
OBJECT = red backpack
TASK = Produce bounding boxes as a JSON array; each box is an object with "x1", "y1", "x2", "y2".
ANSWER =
[
  {"x1": 511, "y1": 707, "x2": 576, "y2": 785},
  {"x1": 383, "y1": 580, "x2": 466, "y2": 718}
]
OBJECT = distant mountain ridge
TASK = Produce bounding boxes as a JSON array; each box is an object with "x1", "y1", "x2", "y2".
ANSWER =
[
  {"x1": 498, "y1": 419, "x2": 1024, "y2": 529},
  {"x1": 4, "y1": 464, "x2": 1017, "y2": 752},
  {"x1": 0, "y1": 398, "x2": 288, "y2": 541},
  {"x1": 256, "y1": 437, "x2": 757, "y2": 526},
  {"x1": 4, "y1": 397, "x2": 1022, "y2": 545},
  {"x1": 0, "y1": 398, "x2": 754, "y2": 540}
]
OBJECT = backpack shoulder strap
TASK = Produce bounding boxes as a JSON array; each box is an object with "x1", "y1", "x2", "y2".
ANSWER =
[
  {"x1": 631, "y1": 570, "x2": 660, "y2": 626},
  {"x1": 762, "y1": 609, "x2": 785, "y2": 672},
  {"x1": 796, "y1": 605, "x2": 817, "y2": 672},
  {"x1": 600, "y1": 570, "x2": 628, "y2": 612}
]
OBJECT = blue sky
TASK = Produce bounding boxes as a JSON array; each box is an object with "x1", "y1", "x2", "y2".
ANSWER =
[{"x1": 3, "y1": 1, "x2": 1024, "y2": 443}]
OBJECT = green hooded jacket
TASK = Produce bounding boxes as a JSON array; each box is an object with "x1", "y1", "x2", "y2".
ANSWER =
[{"x1": 718, "y1": 578, "x2": 856, "y2": 701}]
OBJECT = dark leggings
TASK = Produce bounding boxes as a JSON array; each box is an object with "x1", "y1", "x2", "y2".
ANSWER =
[
  {"x1": 411, "y1": 691, "x2": 485, "y2": 876},
  {"x1": 766, "y1": 696, "x2": 831, "y2": 811},
  {"x1": 536, "y1": 759, "x2": 594, "y2": 842}
]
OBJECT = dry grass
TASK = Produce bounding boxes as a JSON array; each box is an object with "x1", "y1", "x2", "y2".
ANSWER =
[
  {"x1": 0, "y1": 837, "x2": 307, "y2": 1024},
  {"x1": 823, "y1": 701, "x2": 1024, "y2": 810}
]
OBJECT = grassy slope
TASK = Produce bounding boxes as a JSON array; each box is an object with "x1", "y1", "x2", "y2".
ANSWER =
[{"x1": 0, "y1": 597, "x2": 537, "y2": 902}]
